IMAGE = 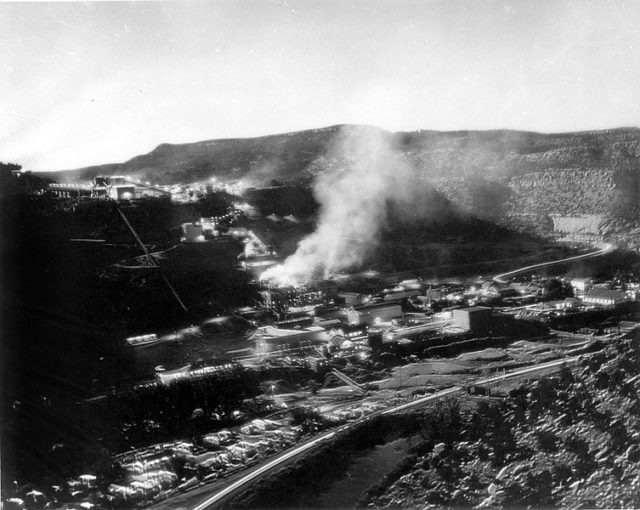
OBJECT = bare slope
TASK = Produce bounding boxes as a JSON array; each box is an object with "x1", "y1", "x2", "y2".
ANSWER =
[
  {"x1": 45, "y1": 125, "x2": 640, "y2": 243},
  {"x1": 47, "y1": 126, "x2": 640, "y2": 186}
]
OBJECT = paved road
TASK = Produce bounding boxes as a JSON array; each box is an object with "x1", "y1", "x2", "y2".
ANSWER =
[
  {"x1": 493, "y1": 243, "x2": 614, "y2": 283},
  {"x1": 382, "y1": 356, "x2": 578, "y2": 415},
  {"x1": 192, "y1": 431, "x2": 339, "y2": 510},
  {"x1": 191, "y1": 356, "x2": 580, "y2": 510}
]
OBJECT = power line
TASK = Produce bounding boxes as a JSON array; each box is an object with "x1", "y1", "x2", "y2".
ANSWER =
[{"x1": 114, "y1": 203, "x2": 189, "y2": 313}]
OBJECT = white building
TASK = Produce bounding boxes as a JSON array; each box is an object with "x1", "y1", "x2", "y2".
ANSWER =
[
  {"x1": 570, "y1": 278, "x2": 594, "y2": 294},
  {"x1": 582, "y1": 288, "x2": 628, "y2": 307}
]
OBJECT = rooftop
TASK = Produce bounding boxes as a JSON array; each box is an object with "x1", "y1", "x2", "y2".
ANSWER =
[
  {"x1": 353, "y1": 302, "x2": 402, "y2": 311},
  {"x1": 584, "y1": 288, "x2": 627, "y2": 299},
  {"x1": 456, "y1": 306, "x2": 492, "y2": 313}
]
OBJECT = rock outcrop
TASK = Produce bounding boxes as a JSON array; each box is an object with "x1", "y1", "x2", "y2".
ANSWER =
[{"x1": 364, "y1": 330, "x2": 640, "y2": 509}]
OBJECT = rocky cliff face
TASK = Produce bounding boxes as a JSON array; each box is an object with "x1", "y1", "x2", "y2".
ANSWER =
[
  {"x1": 396, "y1": 129, "x2": 640, "y2": 247},
  {"x1": 432, "y1": 166, "x2": 639, "y2": 247}
]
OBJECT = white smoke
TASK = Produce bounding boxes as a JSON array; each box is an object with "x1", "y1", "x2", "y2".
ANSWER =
[{"x1": 261, "y1": 125, "x2": 427, "y2": 286}]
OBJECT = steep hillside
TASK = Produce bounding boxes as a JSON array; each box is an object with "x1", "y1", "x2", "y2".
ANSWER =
[
  {"x1": 45, "y1": 125, "x2": 640, "y2": 246},
  {"x1": 48, "y1": 126, "x2": 640, "y2": 186},
  {"x1": 46, "y1": 125, "x2": 350, "y2": 185}
]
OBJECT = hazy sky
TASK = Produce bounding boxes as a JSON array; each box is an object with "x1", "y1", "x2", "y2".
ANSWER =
[{"x1": 2, "y1": 0, "x2": 640, "y2": 171}]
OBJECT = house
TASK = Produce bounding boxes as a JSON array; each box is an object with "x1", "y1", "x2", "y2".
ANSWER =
[{"x1": 582, "y1": 288, "x2": 628, "y2": 307}]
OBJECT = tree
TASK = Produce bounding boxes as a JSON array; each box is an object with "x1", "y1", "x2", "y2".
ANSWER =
[{"x1": 543, "y1": 278, "x2": 573, "y2": 300}]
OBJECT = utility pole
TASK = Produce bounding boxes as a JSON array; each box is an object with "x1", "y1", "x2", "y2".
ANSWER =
[{"x1": 115, "y1": 203, "x2": 189, "y2": 313}]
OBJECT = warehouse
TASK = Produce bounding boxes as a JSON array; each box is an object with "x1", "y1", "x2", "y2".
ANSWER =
[
  {"x1": 251, "y1": 325, "x2": 330, "y2": 357},
  {"x1": 453, "y1": 307, "x2": 492, "y2": 334},
  {"x1": 582, "y1": 288, "x2": 628, "y2": 307},
  {"x1": 346, "y1": 302, "x2": 402, "y2": 326}
]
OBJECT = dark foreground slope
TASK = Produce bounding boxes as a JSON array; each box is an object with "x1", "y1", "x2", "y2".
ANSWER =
[{"x1": 0, "y1": 195, "x2": 252, "y2": 488}]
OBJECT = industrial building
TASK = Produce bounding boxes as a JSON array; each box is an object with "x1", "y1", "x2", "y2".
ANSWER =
[
  {"x1": 199, "y1": 217, "x2": 219, "y2": 238},
  {"x1": 48, "y1": 175, "x2": 169, "y2": 201},
  {"x1": 325, "y1": 322, "x2": 369, "y2": 347},
  {"x1": 346, "y1": 302, "x2": 402, "y2": 326},
  {"x1": 93, "y1": 176, "x2": 169, "y2": 200},
  {"x1": 382, "y1": 320, "x2": 442, "y2": 343},
  {"x1": 156, "y1": 359, "x2": 241, "y2": 385},
  {"x1": 399, "y1": 279, "x2": 424, "y2": 290},
  {"x1": 47, "y1": 182, "x2": 93, "y2": 198},
  {"x1": 239, "y1": 256, "x2": 280, "y2": 279},
  {"x1": 453, "y1": 307, "x2": 492, "y2": 334},
  {"x1": 259, "y1": 282, "x2": 338, "y2": 315},
  {"x1": 582, "y1": 288, "x2": 628, "y2": 307},
  {"x1": 181, "y1": 223, "x2": 205, "y2": 243},
  {"x1": 237, "y1": 230, "x2": 279, "y2": 279},
  {"x1": 250, "y1": 326, "x2": 330, "y2": 357},
  {"x1": 336, "y1": 292, "x2": 367, "y2": 307},
  {"x1": 481, "y1": 281, "x2": 519, "y2": 299},
  {"x1": 383, "y1": 288, "x2": 421, "y2": 302},
  {"x1": 570, "y1": 278, "x2": 594, "y2": 294},
  {"x1": 424, "y1": 288, "x2": 445, "y2": 301}
]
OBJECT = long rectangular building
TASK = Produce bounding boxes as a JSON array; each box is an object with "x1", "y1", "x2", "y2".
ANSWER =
[
  {"x1": 346, "y1": 302, "x2": 402, "y2": 326},
  {"x1": 250, "y1": 325, "x2": 330, "y2": 357},
  {"x1": 583, "y1": 288, "x2": 628, "y2": 307}
]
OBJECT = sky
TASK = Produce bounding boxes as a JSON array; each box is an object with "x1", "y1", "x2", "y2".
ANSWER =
[{"x1": 2, "y1": 0, "x2": 640, "y2": 171}]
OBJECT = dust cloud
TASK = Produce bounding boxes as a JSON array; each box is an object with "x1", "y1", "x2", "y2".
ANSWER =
[{"x1": 261, "y1": 125, "x2": 430, "y2": 286}]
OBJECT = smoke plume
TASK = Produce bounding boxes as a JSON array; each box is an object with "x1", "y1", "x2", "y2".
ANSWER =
[{"x1": 261, "y1": 125, "x2": 429, "y2": 286}]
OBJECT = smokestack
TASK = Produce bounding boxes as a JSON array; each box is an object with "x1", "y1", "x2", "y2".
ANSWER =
[{"x1": 261, "y1": 125, "x2": 430, "y2": 286}]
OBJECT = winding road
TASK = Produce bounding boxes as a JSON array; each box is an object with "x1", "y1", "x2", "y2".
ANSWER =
[{"x1": 492, "y1": 243, "x2": 614, "y2": 283}]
